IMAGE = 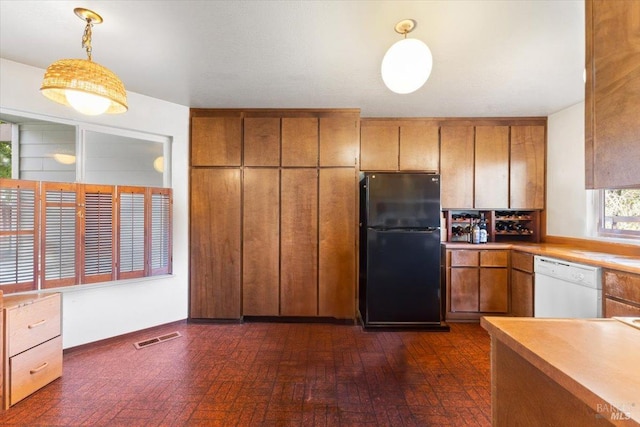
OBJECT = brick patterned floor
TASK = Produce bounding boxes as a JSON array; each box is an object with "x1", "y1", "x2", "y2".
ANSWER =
[{"x1": 0, "y1": 321, "x2": 492, "y2": 426}]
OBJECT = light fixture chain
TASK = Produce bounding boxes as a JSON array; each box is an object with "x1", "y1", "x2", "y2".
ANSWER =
[{"x1": 82, "y1": 20, "x2": 93, "y2": 61}]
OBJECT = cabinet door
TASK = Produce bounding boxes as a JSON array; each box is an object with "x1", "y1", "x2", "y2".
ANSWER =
[
  {"x1": 480, "y1": 268, "x2": 509, "y2": 313},
  {"x1": 243, "y1": 169, "x2": 280, "y2": 316},
  {"x1": 475, "y1": 126, "x2": 509, "y2": 208},
  {"x1": 360, "y1": 125, "x2": 399, "y2": 171},
  {"x1": 586, "y1": 0, "x2": 640, "y2": 189},
  {"x1": 510, "y1": 126, "x2": 545, "y2": 209},
  {"x1": 511, "y1": 269, "x2": 533, "y2": 316},
  {"x1": 191, "y1": 116, "x2": 242, "y2": 166},
  {"x1": 399, "y1": 125, "x2": 439, "y2": 171},
  {"x1": 450, "y1": 268, "x2": 478, "y2": 312},
  {"x1": 320, "y1": 117, "x2": 358, "y2": 167},
  {"x1": 281, "y1": 169, "x2": 318, "y2": 315},
  {"x1": 319, "y1": 168, "x2": 356, "y2": 318},
  {"x1": 440, "y1": 127, "x2": 474, "y2": 209},
  {"x1": 190, "y1": 168, "x2": 241, "y2": 319},
  {"x1": 282, "y1": 118, "x2": 318, "y2": 166},
  {"x1": 480, "y1": 250, "x2": 508, "y2": 267},
  {"x1": 244, "y1": 117, "x2": 280, "y2": 166}
]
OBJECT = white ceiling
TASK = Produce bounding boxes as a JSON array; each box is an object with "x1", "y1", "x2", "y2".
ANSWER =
[{"x1": 0, "y1": 0, "x2": 585, "y2": 118}]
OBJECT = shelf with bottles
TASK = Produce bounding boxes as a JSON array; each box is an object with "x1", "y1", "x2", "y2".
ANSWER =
[
  {"x1": 491, "y1": 210, "x2": 540, "y2": 242},
  {"x1": 443, "y1": 210, "x2": 541, "y2": 243},
  {"x1": 444, "y1": 210, "x2": 489, "y2": 243}
]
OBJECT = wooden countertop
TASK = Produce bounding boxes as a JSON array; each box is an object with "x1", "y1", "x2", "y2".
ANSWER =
[
  {"x1": 481, "y1": 316, "x2": 640, "y2": 425},
  {"x1": 442, "y1": 242, "x2": 640, "y2": 275}
]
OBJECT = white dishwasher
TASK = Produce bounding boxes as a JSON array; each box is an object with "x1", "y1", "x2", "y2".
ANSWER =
[{"x1": 534, "y1": 256, "x2": 602, "y2": 318}]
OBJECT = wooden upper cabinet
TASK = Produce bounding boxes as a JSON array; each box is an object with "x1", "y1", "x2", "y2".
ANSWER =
[
  {"x1": 191, "y1": 116, "x2": 242, "y2": 166},
  {"x1": 360, "y1": 125, "x2": 399, "y2": 171},
  {"x1": 319, "y1": 117, "x2": 358, "y2": 167},
  {"x1": 280, "y1": 169, "x2": 318, "y2": 316},
  {"x1": 586, "y1": 0, "x2": 640, "y2": 189},
  {"x1": 319, "y1": 168, "x2": 356, "y2": 318},
  {"x1": 242, "y1": 168, "x2": 280, "y2": 316},
  {"x1": 399, "y1": 125, "x2": 439, "y2": 172},
  {"x1": 440, "y1": 126, "x2": 474, "y2": 209},
  {"x1": 510, "y1": 126, "x2": 545, "y2": 209},
  {"x1": 244, "y1": 117, "x2": 280, "y2": 166},
  {"x1": 282, "y1": 118, "x2": 318, "y2": 166},
  {"x1": 474, "y1": 126, "x2": 509, "y2": 209},
  {"x1": 190, "y1": 168, "x2": 241, "y2": 319}
]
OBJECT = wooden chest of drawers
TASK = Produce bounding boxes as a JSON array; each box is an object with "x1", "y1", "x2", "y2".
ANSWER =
[{"x1": 2, "y1": 292, "x2": 62, "y2": 409}]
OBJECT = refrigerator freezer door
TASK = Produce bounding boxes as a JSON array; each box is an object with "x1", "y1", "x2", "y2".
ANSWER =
[
  {"x1": 366, "y1": 173, "x2": 440, "y2": 228},
  {"x1": 364, "y1": 229, "x2": 441, "y2": 324}
]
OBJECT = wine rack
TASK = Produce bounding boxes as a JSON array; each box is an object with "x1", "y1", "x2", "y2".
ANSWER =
[{"x1": 443, "y1": 210, "x2": 540, "y2": 243}]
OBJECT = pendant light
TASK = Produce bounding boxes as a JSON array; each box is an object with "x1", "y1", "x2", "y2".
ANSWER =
[
  {"x1": 381, "y1": 19, "x2": 433, "y2": 94},
  {"x1": 41, "y1": 8, "x2": 128, "y2": 115}
]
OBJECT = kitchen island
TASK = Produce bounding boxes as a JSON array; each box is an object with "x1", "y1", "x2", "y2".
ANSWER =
[{"x1": 481, "y1": 316, "x2": 640, "y2": 426}]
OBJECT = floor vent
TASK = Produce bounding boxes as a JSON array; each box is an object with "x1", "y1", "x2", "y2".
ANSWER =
[{"x1": 134, "y1": 331, "x2": 182, "y2": 349}]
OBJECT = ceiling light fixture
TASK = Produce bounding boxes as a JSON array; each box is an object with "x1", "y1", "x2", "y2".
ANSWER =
[
  {"x1": 381, "y1": 19, "x2": 433, "y2": 94},
  {"x1": 41, "y1": 8, "x2": 127, "y2": 115}
]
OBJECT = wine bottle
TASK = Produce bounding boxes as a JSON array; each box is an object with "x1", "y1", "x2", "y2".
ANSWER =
[
  {"x1": 479, "y1": 213, "x2": 488, "y2": 244},
  {"x1": 472, "y1": 220, "x2": 481, "y2": 244}
]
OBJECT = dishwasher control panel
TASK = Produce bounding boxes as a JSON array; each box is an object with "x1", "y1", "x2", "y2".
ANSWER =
[{"x1": 534, "y1": 256, "x2": 602, "y2": 289}]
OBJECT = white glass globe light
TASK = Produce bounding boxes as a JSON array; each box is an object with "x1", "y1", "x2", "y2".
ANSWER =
[
  {"x1": 381, "y1": 38, "x2": 433, "y2": 94},
  {"x1": 65, "y1": 90, "x2": 111, "y2": 115}
]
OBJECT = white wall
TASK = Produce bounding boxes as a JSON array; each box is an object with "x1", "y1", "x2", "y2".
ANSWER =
[
  {"x1": 546, "y1": 101, "x2": 596, "y2": 238},
  {"x1": 0, "y1": 58, "x2": 190, "y2": 348}
]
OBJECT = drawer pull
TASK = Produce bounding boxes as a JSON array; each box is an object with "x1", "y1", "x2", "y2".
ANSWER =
[
  {"x1": 30, "y1": 362, "x2": 49, "y2": 374},
  {"x1": 28, "y1": 319, "x2": 47, "y2": 329}
]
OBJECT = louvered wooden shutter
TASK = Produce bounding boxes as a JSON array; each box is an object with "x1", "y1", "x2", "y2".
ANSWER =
[
  {"x1": 0, "y1": 179, "x2": 39, "y2": 293},
  {"x1": 118, "y1": 186, "x2": 147, "y2": 279},
  {"x1": 149, "y1": 188, "x2": 172, "y2": 275},
  {"x1": 81, "y1": 184, "x2": 116, "y2": 284},
  {"x1": 41, "y1": 182, "x2": 78, "y2": 288}
]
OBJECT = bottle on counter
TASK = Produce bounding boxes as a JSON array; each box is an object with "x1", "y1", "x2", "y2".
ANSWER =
[
  {"x1": 472, "y1": 220, "x2": 481, "y2": 244},
  {"x1": 479, "y1": 213, "x2": 488, "y2": 244}
]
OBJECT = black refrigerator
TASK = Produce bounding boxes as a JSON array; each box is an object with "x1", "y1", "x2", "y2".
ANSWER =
[{"x1": 359, "y1": 172, "x2": 448, "y2": 330}]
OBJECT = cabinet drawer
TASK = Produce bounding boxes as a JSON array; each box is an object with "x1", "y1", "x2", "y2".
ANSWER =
[
  {"x1": 603, "y1": 270, "x2": 640, "y2": 305},
  {"x1": 10, "y1": 336, "x2": 63, "y2": 406},
  {"x1": 450, "y1": 250, "x2": 479, "y2": 267},
  {"x1": 480, "y1": 250, "x2": 508, "y2": 267},
  {"x1": 605, "y1": 297, "x2": 640, "y2": 318},
  {"x1": 511, "y1": 251, "x2": 534, "y2": 273},
  {"x1": 6, "y1": 294, "x2": 61, "y2": 357}
]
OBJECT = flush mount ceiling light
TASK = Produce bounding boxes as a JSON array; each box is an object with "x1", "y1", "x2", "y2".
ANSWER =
[
  {"x1": 381, "y1": 19, "x2": 433, "y2": 94},
  {"x1": 41, "y1": 8, "x2": 127, "y2": 115}
]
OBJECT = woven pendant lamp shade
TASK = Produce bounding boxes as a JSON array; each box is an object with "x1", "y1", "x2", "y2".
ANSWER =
[{"x1": 41, "y1": 58, "x2": 128, "y2": 114}]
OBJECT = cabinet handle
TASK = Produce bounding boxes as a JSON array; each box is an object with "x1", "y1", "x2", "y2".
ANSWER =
[
  {"x1": 28, "y1": 319, "x2": 47, "y2": 329},
  {"x1": 30, "y1": 362, "x2": 48, "y2": 374}
]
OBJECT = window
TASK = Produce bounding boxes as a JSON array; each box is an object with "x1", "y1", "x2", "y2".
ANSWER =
[
  {"x1": 0, "y1": 179, "x2": 172, "y2": 294},
  {"x1": 599, "y1": 189, "x2": 640, "y2": 239}
]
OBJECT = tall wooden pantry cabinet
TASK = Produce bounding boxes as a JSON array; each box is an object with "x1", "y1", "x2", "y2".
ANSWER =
[{"x1": 189, "y1": 109, "x2": 359, "y2": 321}]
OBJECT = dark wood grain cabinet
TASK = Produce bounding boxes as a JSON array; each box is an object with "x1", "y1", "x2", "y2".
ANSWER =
[
  {"x1": 474, "y1": 126, "x2": 509, "y2": 209},
  {"x1": 440, "y1": 126, "x2": 475, "y2": 209},
  {"x1": 242, "y1": 168, "x2": 280, "y2": 316},
  {"x1": 191, "y1": 115, "x2": 242, "y2": 166},
  {"x1": 585, "y1": 0, "x2": 640, "y2": 189},
  {"x1": 510, "y1": 251, "x2": 534, "y2": 316},
  {"x1": 190, "y1": 168, "x2": 241, "y2": 319},
  {"x1": 189, "y1": 109, "x2": 358, "y2": 321},
  {"x1": 360, "y1": 120, "x2": 439, "y2": 172},
  {"x1": 446, "y1": 248, "x2": 510, "y2": 321},
  {"x1": 510, "y1": 126, "x2": 545, "y2": 209},
  {"x1": 602, "y1": 269, "x2": 640, "y2": 317}
]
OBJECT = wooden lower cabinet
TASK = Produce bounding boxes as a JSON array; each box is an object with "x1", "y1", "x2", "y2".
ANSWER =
[
  {"x1": 190, "y1": 168, "x2": 242, "y2": 319},
  {"x1": 510, "y1": 251, "x2": 534, "y2": 316},
  {"x1": 280, "y1": 169, "x2": 318, "y2": 316},
  {"x1": 2, "y1": 293, "x2": 62, "y2": 409},
  {"x1": 446, "y1": 248, "x2": 509, "y2": 321},
  {"x1": 242, "y1": 169, "x2": 280, "y2": 316},
  {"x1": 603, "y1": 269, "x2": 640, "y2": 317}
]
